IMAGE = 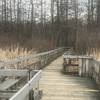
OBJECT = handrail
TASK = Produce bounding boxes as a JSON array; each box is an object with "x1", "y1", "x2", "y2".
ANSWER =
[
  {"x1": 9, "y1": 70, "x2": 42, "y2": 100},
  {"x1": 0, "y1": 47, "x2": 68, "y2": 69},
  {"x1": 63, "y1": 53, "x2": 100, "y2": 89},
  {"x1": 0, "y1": 47, "x2": 69, "y2": 100}
]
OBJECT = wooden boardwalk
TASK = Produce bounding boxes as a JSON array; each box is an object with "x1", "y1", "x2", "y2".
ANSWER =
[{"x1": 40, "y1": 56, "x2": 100, "y2": 100}]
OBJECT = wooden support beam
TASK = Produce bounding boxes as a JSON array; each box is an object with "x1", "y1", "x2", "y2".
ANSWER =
[
  {"x1": 63, "y1": 55, "x2": 93, "y2": 59},
  {"x1": 9, "y1": 70, "x2": 42, "y2": 100},
  {"x1": 0, "y1": 90, "x2": 17, "y2": 93},
  {"x1": 0, "y1": 79, "x2": 19, "y2": 91},
  {"x1": 0, "y1": 92, "x2": 14, "y2": 99},
  {"x1": 0, "y1": 47, "x2": 66, "y2": 68},
  {"x1": 0, "y1": 69, "x2": 28, "y2": 77}
]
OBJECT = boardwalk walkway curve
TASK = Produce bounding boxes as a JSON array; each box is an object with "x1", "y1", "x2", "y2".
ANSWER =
[
  {"x1": 40, "y1": 56, "x2": 100, "y2": 100},
  {"x1": 0, "y1": 47, "x2": 100, "y2": 100}
]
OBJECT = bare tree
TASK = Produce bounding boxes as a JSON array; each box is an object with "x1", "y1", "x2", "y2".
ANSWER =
[
  {"x1": 97, "y1": 0, "x2": 100, "y2": 27},
  {"x1": 51, "y1": 0, "x2": 54, "y2": 24}
]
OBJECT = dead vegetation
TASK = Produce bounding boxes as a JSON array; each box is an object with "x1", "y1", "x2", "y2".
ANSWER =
[
  {"x1": 86, "y1": 48, "x2": 100, "y2": 60},
  {"x1": 0, "y1": 45, "x2": 34, "y2": 61}
]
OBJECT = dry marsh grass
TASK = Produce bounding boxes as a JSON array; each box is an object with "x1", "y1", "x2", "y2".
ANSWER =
[
  {"x1": 0, "y1": 45, "x2": 35, "y2": 61},
  {"x1": 86, "y1": 48, "x2": 100, "y2": 60}
]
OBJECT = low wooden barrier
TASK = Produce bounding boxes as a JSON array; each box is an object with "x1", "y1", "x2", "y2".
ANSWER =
[
  {"x1": 0, "y1": 69, "x2": 42, "y2": 100},
  {"x1": 0, "y1": 47, "x2": 68, "y2": 70},
  {"x1": 0, "y1": 47, "x2": 69, "y2": 100},
  {"x1": 9, "y1": 70, "x2": 42, "y2": 100},
  {"x1": 63, "y1": 53, "x2": 100, "y2": 88}
]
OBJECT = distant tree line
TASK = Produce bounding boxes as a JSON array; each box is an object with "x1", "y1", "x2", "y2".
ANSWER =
[{"x1": 0, "y1": 0, "x2": 100, "y2": 52}]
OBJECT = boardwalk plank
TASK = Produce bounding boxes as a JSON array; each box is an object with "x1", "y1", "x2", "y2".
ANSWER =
[{"x1": 40, "y1": 57, "x2": 100, "y2": 100}]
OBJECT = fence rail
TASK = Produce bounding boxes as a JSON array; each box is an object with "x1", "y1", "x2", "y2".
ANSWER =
[
  {"x1": 9, "y1": 70, "x2": 42, "y2": 100},
  {"x1": 0, "y1": 47, "x2": 69, "y2": 100},
  {"x1": 0, "y1": 47, "x2": 68, "y2": 70},
  {"x1": 63, "y1": 52, "x2": 100, "y2": 89},
  {"x1": 80, "y1": 58, "x2": 100, "y2": 88}
]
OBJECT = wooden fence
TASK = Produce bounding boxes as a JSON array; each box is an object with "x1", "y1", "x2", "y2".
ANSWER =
[
  {"x1": 0, "y1": 47, "x2": 68, "y2": 100},
  {"x1": 63, "y1": 54, "x2": 100, "y2": 89},
  {"x1": 0, "y1": 47, "x2": 68, "y2": 70},
  {"x1": 79, "y1": 57, "x2": 100, "y2": 88}
]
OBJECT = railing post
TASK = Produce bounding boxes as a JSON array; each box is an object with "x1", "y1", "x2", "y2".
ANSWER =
[{"x1": 79, "y1": 59, "x2": 82, "y2": 76}]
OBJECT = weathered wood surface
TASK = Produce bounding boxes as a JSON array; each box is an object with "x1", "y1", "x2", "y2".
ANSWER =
[
  {"x1": 10, "y1": 70, "x2": 42, "y2": 100},
  {"x1": 0, "y1": 69, "x2": 28, "y2": 77},
  {"x1": 40, "y1": 57, "x2": 100, "y2": 100},
  {"x1": 0, "y1": 47, "x2": 67, "y2": 70},
  {"x1": 63, "y1": 54, "x2": 100, "y2": 88},
  {"x1": 0, "y1": 48, "x2": 68, "y2": 100},
  {"x1": 0, "y1": 79, "x2": 19, "y2": 90},
  {"x1": 63, "y1": 55, "x2": 93, "y2": 59},
  {"x1": 0, "y1": 92, "x2": 14, "y2": 99}
]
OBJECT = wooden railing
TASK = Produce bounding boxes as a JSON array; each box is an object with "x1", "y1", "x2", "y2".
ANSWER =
[
  {"x1": 0, "y1": 47, "x2": 69, "y2": 100},
  {"x1": 0, "y1": 69, "x2": 42, "y2": 100},
  {"x1": 79, "y1": 57, "x2": 100, "y2": 88},
  {"x1": 9, "y1": 70, "x2": 42, "y2": 100},
  {"x1": 63, "y1": 53, "x2": 100, "y2": 89},
  {"x1": 0, "y1": 47, "x2": 68, "y2": 70}
]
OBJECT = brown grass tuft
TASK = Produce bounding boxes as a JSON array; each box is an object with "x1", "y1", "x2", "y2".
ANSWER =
[
  {"x1": 86, "y1": 48, "x2": 100, "y2": 60},
  {"x1": 0, "y1": 45, "x2": 35, "y2": 61}
]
